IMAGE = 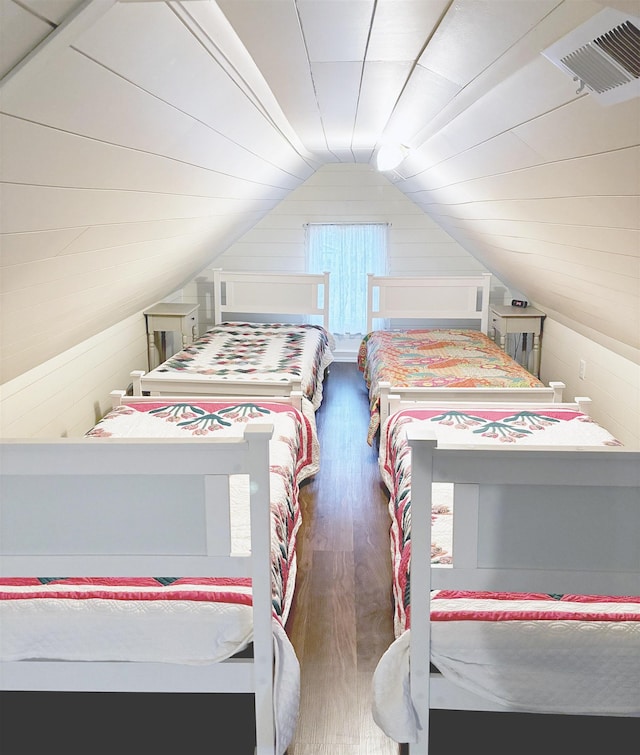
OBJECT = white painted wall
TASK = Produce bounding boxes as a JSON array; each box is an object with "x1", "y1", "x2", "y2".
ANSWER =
[
  {"x1": 0, "y1": 313, "x2": 148, "y2": 439},
  {"x1": 540, "y1": 319, "x2": 640, "y2": 448},
  {"x1": 212, "y1": 163, "x2": 490, "y2": 277}
]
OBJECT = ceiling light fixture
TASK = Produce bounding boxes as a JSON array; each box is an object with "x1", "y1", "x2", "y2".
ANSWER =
[{"x1": 375, "y1": 144, "x2": 408, "y2": 172}]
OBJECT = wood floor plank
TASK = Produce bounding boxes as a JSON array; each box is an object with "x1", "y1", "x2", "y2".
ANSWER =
[
  {"x1": 301, "y1": 549, "x2": 357, "y2": 667},
  {"x1": 356, "y1": 671, "x2": 399, "y2": 753},
  {"x1": 303, "y1": 462, "x2": 355, "y2": 552}
]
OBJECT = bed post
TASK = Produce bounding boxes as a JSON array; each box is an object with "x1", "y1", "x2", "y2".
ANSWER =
[
  {"x1": 574, "y1": 396, "x2": 592, "y2": 415},
  {"x1": 367, "y1": 273, "x2": 375, "y2": 334},
  {"x1": 378, "y1": 381, "x2": 391, "y2": 430},
  {"x1": 406, "y1": 428, "x2": 439, "y2": 755},
  {"x1": 130, "y1": 370, "x2": 145, "y2": 396},
  {"x1": 480, "y1": 273, "x2": 491, "y2": 334},
  {"x1": 244, "y1": 423, "x2": 278, "y2": 755},
  {"x1": 212, "y1": 267, "x2": 223, "y2": 324},
  {"x1": 289, "y1": 389, "x2": 304, "y2": 412},
  {"x1": 321, "y1": 271, "x2": 330, "y2": 331},
  {"x1": 549, "y1": 381, "x2": 565, "y2": 402},
  {"x1": 109, "y1": 389, "x2": 126, "y2": 409}
]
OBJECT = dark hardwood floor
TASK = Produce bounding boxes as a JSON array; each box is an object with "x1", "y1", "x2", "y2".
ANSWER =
[
  {"x1": 285, "y1": 362, "x2": 397, "y2": 755},
  {"x1": 1, "y1": 363, "x2": 638, "y2": 753}
]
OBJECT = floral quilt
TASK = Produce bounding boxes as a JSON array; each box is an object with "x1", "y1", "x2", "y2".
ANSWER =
[
  {"x1": 0, "y1": 399, "x2": 316, "y2": 662},
  {"x1": 379, "y1": 406, "x2": 623, "y2": 636},
  {"x1": 357, "y1": 328, "x2": 544, "y2": 443},
  {"x1": 86, "y1": 398, "x2": 317, "y2": 620}
]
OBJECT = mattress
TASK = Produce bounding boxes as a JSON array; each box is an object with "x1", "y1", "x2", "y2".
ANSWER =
[
  {"x1": 0, "y1": 398, "x2": 316, "y2": 752},
  {"x1": 357, "y1": 328, "x2": 544, "y2": 443},
  {"x1": 149, "y1": 321, "x2": 335, "y2": 410},
  {"x1": 371, "y1": 405, "x2": 638, "y2": 740}
]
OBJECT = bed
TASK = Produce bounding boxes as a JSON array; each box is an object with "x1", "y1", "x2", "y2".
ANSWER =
[
  {"x1": 135, "y1": 270, "x2": 335, "y2": 409},
  {"x1": 0, "y1": 392, "x2": 318, "y2": 755},
  {"x1": 371, "y1": 400, "x2": 640, "y2": 752},
  {"x1": 358, "y1": 273, "x2": 562, "y2": 444}
]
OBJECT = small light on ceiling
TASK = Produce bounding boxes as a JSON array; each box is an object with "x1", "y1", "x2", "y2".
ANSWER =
[{"x1": 375, "y1": 144, "x2": 408, "y2": 172}]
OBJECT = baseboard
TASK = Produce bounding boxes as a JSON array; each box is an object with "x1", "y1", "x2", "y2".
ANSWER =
[{"x1": 331, "y1": 350, "x2": 358, "y2": 363}]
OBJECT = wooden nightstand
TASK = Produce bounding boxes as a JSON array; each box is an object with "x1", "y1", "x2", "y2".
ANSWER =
[
  {"x1": 144, "y1": 303, "x2": 199, "y2": 370},
  {"x1": 490, "y1": 304, "x2": 545, "y2": 377}
]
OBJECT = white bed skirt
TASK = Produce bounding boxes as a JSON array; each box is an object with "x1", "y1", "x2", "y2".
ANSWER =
[
  {"x1": 1, "y1": 597, "x2": 299, "y2": 754},
  {"x1": 373, "y1": 612, "x2": 640, "y2": 743}
]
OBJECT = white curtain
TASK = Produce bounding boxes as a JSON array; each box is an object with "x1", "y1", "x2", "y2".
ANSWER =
[{"x1": 306, "y1": 223, "x2": 388, "y2": 335}]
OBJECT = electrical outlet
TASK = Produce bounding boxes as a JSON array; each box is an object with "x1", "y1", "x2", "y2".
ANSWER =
[{"x1": 579, "y1": 359, "x2": 587, "y2": 380}]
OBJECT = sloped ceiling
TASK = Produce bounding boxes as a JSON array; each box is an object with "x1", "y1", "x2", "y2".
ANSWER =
[{"x1": 1, "y1": 0, "x2": 639, "y2": 384}]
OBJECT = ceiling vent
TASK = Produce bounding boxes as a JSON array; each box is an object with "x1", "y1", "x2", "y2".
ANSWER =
[{"x1": 542, "y1": 8, "x2": 640, "y2": 105}]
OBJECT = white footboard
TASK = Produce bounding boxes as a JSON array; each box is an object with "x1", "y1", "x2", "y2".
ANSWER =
[
  {"x1": 131, "y1": 368, "x2": 304, "y2": 400},
  {"x1": 378, "y1": 380, "x2": 567, "y2": 429},
  {"x1": 406, "y1": 429, "x2": 640, "y2": 754},
  {"x1": 0, "y1": 426, "x2": 280, "y2": 755}
]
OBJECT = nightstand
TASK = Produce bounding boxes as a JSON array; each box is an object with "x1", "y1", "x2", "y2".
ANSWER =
[
  {"x1": 144, "y1": 303, "x2": 199, "y2": 370},
  {"x1": 490, "y1": 304, "x2": 546, "y2": 377}
]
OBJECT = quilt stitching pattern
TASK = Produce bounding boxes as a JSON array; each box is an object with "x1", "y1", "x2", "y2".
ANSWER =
[{"x1": 152, "y1": 322, "x2": 331, "y2": 404}]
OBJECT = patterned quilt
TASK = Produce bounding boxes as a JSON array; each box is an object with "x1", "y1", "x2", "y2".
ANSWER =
[
  {"x1": 151, "y1": 322, "x2": 335, "y2": 410},
  {"x1": 0, "y1": 399, "x2": 316, "y2": 659},
  {"x1": 357, "y1": 328, "x2": 544, "y2": 443},
  {"x1": 379, "y1": 405, "x2": 624, "y2": 636}
]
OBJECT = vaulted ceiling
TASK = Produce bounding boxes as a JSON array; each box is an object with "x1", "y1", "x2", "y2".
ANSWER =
[{"x1": 1, "y1": 0, "x2": 639, "y2": 383}]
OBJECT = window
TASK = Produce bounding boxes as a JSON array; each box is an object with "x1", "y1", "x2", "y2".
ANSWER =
[{"x1": 306, "y1": 223, "x2": 388, "y2": 335}]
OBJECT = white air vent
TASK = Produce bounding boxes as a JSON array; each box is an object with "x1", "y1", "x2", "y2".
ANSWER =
[{"x1": 543, "y1": 8, "x2": 640, "y2": 105}]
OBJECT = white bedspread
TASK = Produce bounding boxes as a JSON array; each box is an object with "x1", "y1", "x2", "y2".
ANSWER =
[
  {"x1": 373, "y1": 597, "x2": 640, "y2": 742},
  {"x1": 1, "y1": 587, "x2": 298, "y2": 754}
]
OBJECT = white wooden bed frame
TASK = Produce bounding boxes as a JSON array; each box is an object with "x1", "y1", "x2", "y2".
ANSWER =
[
  {"x1": 364, "y1": 272, "x2": 566, "y2": 430},
  {"x1": 134, "y1": 270, "x2": 331, "y2": 398},
  {"x1": 130, "y1": 368, "x2": 306, "y2": 401},
  {"x1": 405, "y1": 430, "x2": 640, "y2": 754},
  {"x1": 0, "y1": 426, "x2": 281, "y2": 755}
]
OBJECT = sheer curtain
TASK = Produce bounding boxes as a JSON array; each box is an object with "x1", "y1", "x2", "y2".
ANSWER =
[{"x1": 305, "y1": 223, "x2": 388, "y2": 335}]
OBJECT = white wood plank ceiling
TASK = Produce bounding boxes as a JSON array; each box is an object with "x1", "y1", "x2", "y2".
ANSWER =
[{"x1": 1, "y1": 0, "x2": 639, "y2": 383}]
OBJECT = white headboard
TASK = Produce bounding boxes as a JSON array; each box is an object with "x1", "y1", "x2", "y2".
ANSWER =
[
  {"x1": 212, "y1": 269, "x2": 330, "y2": 330},
  {"x1": 366, "y1": 273, "x2": 491, "y2": 334}
]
